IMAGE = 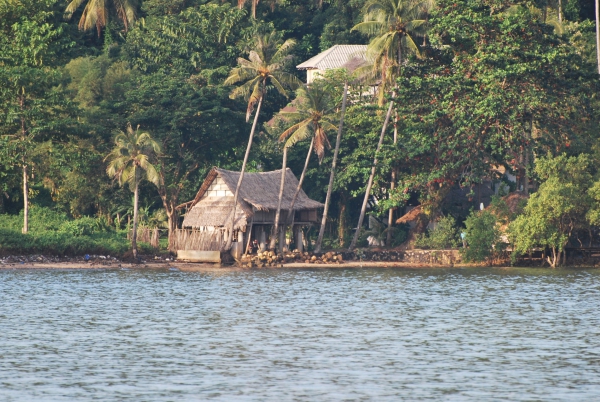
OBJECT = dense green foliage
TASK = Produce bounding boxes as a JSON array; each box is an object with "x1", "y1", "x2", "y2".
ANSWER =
[
  {"x1": 1, "y1": 0, "x2": 600, "y2": 258},
  {"x1": 509, "y1": 154, "x2": 596, "y2": 267},
  {"x1": 461, "y1": 210, "x2": 501, "y2": 263},
  {"x1": 0, "y1": 206, "x2": 148, "y2": 256},
  {"x1": 414, "y1": 215, "x2": 460, "y2": 249}
]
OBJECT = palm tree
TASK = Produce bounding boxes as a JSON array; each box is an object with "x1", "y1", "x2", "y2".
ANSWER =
[
  {"x1": 238, "y1": 0, "x2": 261, "y2": 18},
  {"x1": 349, "y1": 0, "x2": 426, "y2": 250},
  {"x1": 271, "y1": 84, "x2": 338, "y2": 251},
  {"x1": 65, "y1": 0, "x2": 137, "y2": 34},
  {"x1": 349, "y1": 100, "x2": 395, "y2": 250},
  {"x1": 106, "y1": 123, "x2": 161, "y2": 259},
  {"x1": 350, "y1": 0, "x2": 433, "y2": 249},
  {"x1": 596, "y1": 0, "x2": 600, "y2": 74},
  {"x1": 353, "y1": 0, "x2": 426, "y2": 99},
  {"x1": 224, "y1": 31, "x2": 299, "y2": 250},
  {"x1": 315, "y1": 80, "x2": 348, "y2": 253}
]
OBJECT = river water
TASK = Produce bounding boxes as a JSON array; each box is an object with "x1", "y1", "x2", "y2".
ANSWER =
[{"x1": 1, "y1": 267, "x2": 600, "y2": 401}]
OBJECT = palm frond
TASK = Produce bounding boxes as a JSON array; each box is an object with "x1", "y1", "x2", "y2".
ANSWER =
[
  {"x1": 279, "y1": 120, "x2": 310, "y2": 142},
  {"x1": 313, "y1": 125, "x2": 331, "y2": 163},
  {"x1": 272, "y1": 38, "x2": 297, "y2": 63},
  {"x1": 228, "y1": 76, "x2": 259, "y2": 99},
  {"x1": 65, "y1": 0, "x2": 86, "y2": 16},
  {"x1": 283, "y1": 122, "x2": 312, "y2": 149},
  {"x1": 320, "y1": 120, "x2": 338, "y2": 133},
  {"x1": 248, "y1": 50, "x2": 263, "y2": 65},
  {"x1": 269, "y1": 75, "x2": 289, "y2": 98},
  {"x1": 351, "y1": 21, "x2": 385, "y2": 35},
  {"x1": 246, "y1": 81, "x2": 263, "y2": 121}
]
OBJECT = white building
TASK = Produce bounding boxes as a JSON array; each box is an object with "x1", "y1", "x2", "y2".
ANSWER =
[{"x1": 296, "y1": 45, "x2": 368, "y2": 84}]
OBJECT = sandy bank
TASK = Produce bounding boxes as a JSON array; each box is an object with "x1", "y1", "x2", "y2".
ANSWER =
[{"x1": 0, "y1": 260, "x2": 462, "y2": 270}]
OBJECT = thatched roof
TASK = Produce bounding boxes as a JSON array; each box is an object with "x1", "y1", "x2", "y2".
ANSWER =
[
  {"x1": 502, "y1": 192, "x2": 529, "y2": 214},
  {"x1": 396, "y1": 205, "x2": 423, "y2": 224},
  {"x1": 181, "y1": 167, "x2": 323, "y2": 229},
  {"x1": 182, "y1": 196, "x2": 248, "y2": 230}
]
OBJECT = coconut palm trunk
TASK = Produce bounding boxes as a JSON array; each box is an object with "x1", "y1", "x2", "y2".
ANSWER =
[
  {"x1": 22, "y1": 161, "x2": 28, "y2": 234},
  {"x1": 558, "y1": 0, "x2": 562, "y2": 23},
  {"x1": 132, "y1": 170, "x2": 139, "y2": 258},
  {"x1": 270, "y1": 147, "x2": 288, "y2": 250},
  {"x1": 20, "y1": 95, "x2": 28, "y2": 234},
  {"x1": 596, "y1": 0, "x2": 600, "y2": 74},
  {"x1": 286, "y1": 137, "x2": 315, "y2": 225},
  {"x1": 315, "y1": 81, "x2": 349, "y2": 253},
  {"x1": 349, "y1": 98, "x2": 395, "y2": 250},
  {"x1": 387, "y1": 111, "x2": 399, "y2": 246},
  {"x1": 225, "y1": 95, "x2": 264, "y2": 250}
]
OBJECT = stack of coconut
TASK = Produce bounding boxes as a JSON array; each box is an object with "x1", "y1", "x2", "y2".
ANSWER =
[
  {"x1": 350, "y1": 250, "x2": 403, "y2": 262},
  {"x1": 305, "y1": 251, "x2": 344, "y2": 264},
  {"x1": 239, "y1": 250, "x2": 345, "y2": 267},
  {"x1": 240, "y1": 250, "x2": 284, "y2": 268}
]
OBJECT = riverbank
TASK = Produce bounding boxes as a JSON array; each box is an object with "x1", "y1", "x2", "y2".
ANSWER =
[
  {"x1": 0, "y1": 260, "x2": 467, "y2": 270},
  {"x1": 2, "y1": 251, "x2": 599, "y2": 270},
  {"x1": 0, "y1": 249, "x2": 467, "y2": 270}
]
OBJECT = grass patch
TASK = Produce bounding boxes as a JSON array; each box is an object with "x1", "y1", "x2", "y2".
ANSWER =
[{"x1": 0, "y1": 207, "x2": 158, "y2": 257}]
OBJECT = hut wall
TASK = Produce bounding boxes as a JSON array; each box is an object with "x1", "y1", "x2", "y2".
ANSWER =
[
  {"x1": 297, "y1": 209, "x2": 318, "y2": 223},
  {"x1": 171, "y1": 228, "x2": 230, "y2": 252},
  {"x1": 203, "y1": 176, "x2": 233, "y2": 199},
  {"x1": 254, "y1": 210, "x2": 276, "y2": 223}
]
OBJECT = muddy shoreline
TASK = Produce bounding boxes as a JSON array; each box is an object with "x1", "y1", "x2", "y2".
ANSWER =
[{"x1": 0, "y1": 260, "x2": 466, "y2": 270}]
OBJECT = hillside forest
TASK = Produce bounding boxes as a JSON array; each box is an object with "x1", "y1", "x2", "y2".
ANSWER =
[{"x1": 2, "y1": 0, "x2": 600, "y2": 266}]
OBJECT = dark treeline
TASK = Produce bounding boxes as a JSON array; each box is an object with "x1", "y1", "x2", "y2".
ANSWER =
[{"x1": 1, "y1": 0, "x2": 600, "y2": 265}]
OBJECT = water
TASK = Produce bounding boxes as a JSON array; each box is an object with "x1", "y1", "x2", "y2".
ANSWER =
[{"x1": 1, "y1": 267, "x2": 600, "y2": 401}]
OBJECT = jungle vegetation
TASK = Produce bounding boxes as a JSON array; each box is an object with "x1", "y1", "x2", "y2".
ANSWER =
[{"x1": 1, "y1": 0, "x2": 600, "y2": 266}]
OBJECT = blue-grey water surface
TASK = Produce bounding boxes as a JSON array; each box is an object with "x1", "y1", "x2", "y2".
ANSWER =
[{"x1": 1, "y1": 267, "x2": 600, "y2": 401}]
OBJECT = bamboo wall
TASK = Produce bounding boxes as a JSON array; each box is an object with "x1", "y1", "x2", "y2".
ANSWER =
[
  {"x1": 128, "y1": 227, "x2": 161, "y2": 249},
  {"x1": 171, "y1": 229, "x2": 231, "y2": 252}
]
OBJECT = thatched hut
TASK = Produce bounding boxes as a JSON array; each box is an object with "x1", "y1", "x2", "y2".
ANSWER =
[{"x1": 174, "y1": 167, "x2": 323, "y2": 257}]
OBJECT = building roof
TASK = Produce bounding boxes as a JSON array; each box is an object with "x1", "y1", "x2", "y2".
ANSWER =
[
  {"x1": 181, "y1": 167, "x2": 324, "y2": 229},
  {"x1": 182, "y1": 196, "x2": 249, "y2": 230},
  {"x1": 296, "y1": 45, "x2": 368, "y2": 71}
]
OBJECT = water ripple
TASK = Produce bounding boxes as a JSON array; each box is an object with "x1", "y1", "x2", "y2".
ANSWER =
[{"x1": 1, "y1": 267, "x2": 600, "y2": 400}]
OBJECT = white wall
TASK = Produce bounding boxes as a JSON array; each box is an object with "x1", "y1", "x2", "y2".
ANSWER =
[
  {"x1": 202, "y1": 176, "x2": 234, "y2": 199},
  {"x1": 306, "y1": 69, "x2": 325, "y2": 84}
]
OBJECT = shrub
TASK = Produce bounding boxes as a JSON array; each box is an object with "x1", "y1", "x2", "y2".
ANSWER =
[
  {"x1": 461, "y1": 210, "x2": 501, "y2": 262},
  {"x1": 414, "y1": 216, "x2": 460, "y2": 249},
  {"x1": 0, "y1": 206, "x2": 68, "y2": 232},
  {"x1": 0, "y1": 228, "x2": 135, "y2": 256},
  {"x1": 60, "y1": 217, "x2": 103, "y2": 236}
]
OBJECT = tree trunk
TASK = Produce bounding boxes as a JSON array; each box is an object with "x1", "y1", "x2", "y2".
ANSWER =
[
  {"x1": 596, "y1": 0, "x2": 600, "y2": 74},
  {"x1": 387, "y1": 111, "x2": 399, "y2": 246},
  {"x1": 286, "y1": 137, "x2": 314, "y2": 224},
  {"x1": 225, "y1": 95, "x2": 263, "y2": 250},
  {"x1": 270, "y1": 147, "x2": 288, "y2": 250},
  {"x1": 524, "y1": 148, "x2": 529, "y2": 195},
  {"x1": 20, "y1": 94, "x2": 28, "y2": 234},
  {"x1": 166, "y1": 208, "x2": 178, "y2": 251},
  {"x1": 338, "y1": 193, "x2": 347, "y2": 247},
  {"x1": 543, "y1": 5, "x2": 548, "y2": 23},
  {"x1": 22, "y1": 162, "x2": 28, "y2": 234},
  {"x1": 558, "y1": 0, "x2": 562, "y2": 23},
  {"x1": 349, "y1": 98, "x2": 395, "y2": 250},
  {"x1": 132, "y1": 174, "x2": 139, "y2": 259},
  {"x1": 547, "y1": 247, "x2": 558, "y2": 268},
  {"x1": 315, "y1": 81, "x2": 348, "y2": 253}
]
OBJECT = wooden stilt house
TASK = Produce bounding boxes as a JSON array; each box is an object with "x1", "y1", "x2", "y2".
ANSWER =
[{"x1": 174, "y1": 167, "x2": 323, "y2": 260}]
